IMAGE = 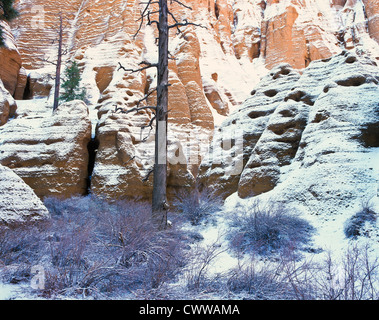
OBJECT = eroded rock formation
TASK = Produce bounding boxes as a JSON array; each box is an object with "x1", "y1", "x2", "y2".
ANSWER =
[
  {"x1": 0, "y1": 79, "x2": 17, "y2": 126},
  {"x1": 199, "y1": 51, "x2": 379, "y2": 217},
  {"x1": 0, "y1": 21, "x2": 25, "y2": 97},
  {"x1": 0, "y1": 164, "x2": 49, "y2": 225},
  {"x1": 0, "y1": 100, "x2": 92, "y2": 198},
  {"x1": 0, "y1": 0, "x2": 377, "y2": 202}
]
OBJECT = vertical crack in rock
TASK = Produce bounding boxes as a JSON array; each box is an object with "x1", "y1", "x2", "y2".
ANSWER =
[{"x1": 86, "y1": 137, "x2": 99, "y2": 194}]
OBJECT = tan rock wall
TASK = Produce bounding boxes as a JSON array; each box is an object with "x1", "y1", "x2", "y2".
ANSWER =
[
  {"x1": 0, "y1": 79, "x2": 16, "y2": 126},
  {"x1": 1, "y1": 0, "x2": 378, "y2": 202},
  {"x1": 0, "y1": 21, "x2": 23, "y2": 96},
  {"x1": 0, "y1": 100, "x2": 91, "y2": 198},
  {"x1": 363, "y1": 0, "x2": 379, "y2": 43},
  {"x1": 0, "y1": 164, "x2": 50, "y2": 225}
]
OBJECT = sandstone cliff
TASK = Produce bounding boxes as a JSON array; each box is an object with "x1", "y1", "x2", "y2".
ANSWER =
[
  {"x1": 0, "y1": 100, "x2": 92, "y2": 198},
  {"x1": 0, "y1": 78, "x2": 16, "y2": 126},
  {"x1": 199, "y1": 51, "x2": 379, "y2": 219},
  {"x1": 0, "y1": 0, "x2": 377, "y2": 203},
  {"x1": 0, "y1": 21, "x2": 26, "y2": 100}
]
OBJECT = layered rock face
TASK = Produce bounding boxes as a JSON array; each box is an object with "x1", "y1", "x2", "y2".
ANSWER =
[
  {"x1": 0, "y1": 100, "x2": 92, "y2": 198},
  {"x1": 199, "y1": 63, "x2": 302, "y2": 197},
  {"x1": 199, "y1": 51, "x2": 379, "y2": 216},
  {"x1": 231, "y1": 0, "x2": 379, "y2": 69},
  {"x1": 0, "y1": 164, "x2": 49, "y2": 225},
  {"x1": 0, "y1": 21, "x2": 26, "y2": 99},
  {"x1": 363, "y1": 0, "x2": 379, "y2": 43},
  {"x1": 0, "y1": 0, "x2": 377, "y2": 202},
  {"x1": 11, "y1": 0, "x2": 379, "y2": 106},
  {"x1": 0, "y1": 79, "x2": 16, "y2": 126}
]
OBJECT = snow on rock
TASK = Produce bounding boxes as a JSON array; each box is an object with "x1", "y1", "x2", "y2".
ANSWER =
[
  {"x1": 0, "y1": 99, "x2": 91, "y2": 198},
  {"x1": 0, "y1": 164, "x2": 49, "y2": 225},
  {"x1": 0, "y1": 79, "x2": 17, "y2": 126},
  {"x1": 2, "y1": 0, "x2": 378, "y2": 201},
  {"x1": 0, "y1": 21, "x2": 25, "y2": 97},
  {"x1": 200, "y1": 51, "x2": 379, "y2": 228},
  {"x1": 199, "y1": 63, "x2": 302, "y2": 198}
]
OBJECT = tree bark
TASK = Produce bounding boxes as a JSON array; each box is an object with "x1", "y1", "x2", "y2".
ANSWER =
[
  {"x1": 53, "y1": 14, "x2": 63, "y2": 111},
  {"x1": 152, "y1": 0, "x2": 169, "y2": 229}
]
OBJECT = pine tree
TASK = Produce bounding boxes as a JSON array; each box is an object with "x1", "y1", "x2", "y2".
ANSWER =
[
  {"x1": 0, "y1": 0, "x2": 19, "y2": 46},
  {"x1": 60, "y1": 60, "x2": 86, "y2": 103}
]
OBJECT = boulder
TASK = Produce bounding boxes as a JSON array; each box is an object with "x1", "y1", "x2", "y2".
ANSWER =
[
  {"x1": 0, "y1": 79, "x2": 16, "y2": 126},
  {"x1": 24, "y1": 71, "x2": 53, "y2": 99},
  {"x1": 0, "y1": 164, "x2": 49, "y2": 225}
]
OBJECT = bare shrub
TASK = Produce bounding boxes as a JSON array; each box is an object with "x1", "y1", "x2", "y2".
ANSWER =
[
  {"x1": 0, "y1": 195, "x2": 188, "y2": 299},
  {"x1": 94, "y1": 200, "x2": 186, "y2": 290},
  {"x1": 228, "y1": 200, "x2": 314, "y2": 255},
  {"x1": 0, "y1": 225, "x2": 41, "y2": 266},
  {"x1": 344, "y1": 199, "x2": 377, "y2": 239},
  {"x1": 226, "y1": 246, "x2": 318, "y2": 300},
  {"x1": 184, "y1": 235, "x2": 226, "y2": 291},
  {"x1": 173, "y1": 189, "x2": 222, "y2": 226},
  {"x1": 226, "y1": 257, "x2": 287, "y2": 299},
  {"x1": 0, "y1": 223, "x2": 46, "y2": 286},
  {"x1": 312, "y1": 244, "x2": 379, "y2": 300},
  {"x1": 226, "y1": 243, "x2": 379, "y2": 300}
]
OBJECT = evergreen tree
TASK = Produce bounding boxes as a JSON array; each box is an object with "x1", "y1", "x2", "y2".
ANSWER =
[
  {"x1": 60, "y1": 60, "x2": 86, "y2": 103},
  {"x1": 0, "y1": 0, "x2": 19, "y2": 46}
]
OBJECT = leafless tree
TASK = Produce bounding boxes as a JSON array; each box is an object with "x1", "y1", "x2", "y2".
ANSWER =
[
  {"x1": 40, "y1": 12, "x2": 69, "y2": 112},
  {"x1": 117, "y1": 0, "x2": 204, "y2": 229},
  {"x1": 52, "y1": 13, "x2": 64, "y2": 111}
]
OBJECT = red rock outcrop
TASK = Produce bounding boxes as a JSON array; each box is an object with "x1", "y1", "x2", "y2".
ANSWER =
[
  {"x1": 0, "y1": 79, "x2": 16, "y2": 126},
  {"x1": 0, "y1": 21, "x2": 25, "y2": 97}
]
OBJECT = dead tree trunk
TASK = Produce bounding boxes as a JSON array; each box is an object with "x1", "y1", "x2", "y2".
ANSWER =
[
  {"x1": 117, "y1": 0, "x2": 205, "y2": 229},
  {"x1": 151, "y1": 0, "x2": 170, "y2": 229},
  {"x1": 53, "y1": 13, "x2": 63, "y2": 111}
]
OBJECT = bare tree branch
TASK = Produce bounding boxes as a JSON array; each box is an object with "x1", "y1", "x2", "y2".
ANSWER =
[
  {"x1": 142, "y1": 167, "x2": 155, "y2": 182},
  {"x1": 115, "y1": 105, "x2": 157, "y2": 115},
  {"x1": 118, "y1": 61, "x2": 158, "y2": 74},
  {"x1": 134, "y1": 0, "x2": 156, "y2": 38},
  {"x1": 168, "y1": 18, "x2": 206, "y2": 32},
  {"x1": 170, "y1": 0, "x2": 192, "y2": 10}
]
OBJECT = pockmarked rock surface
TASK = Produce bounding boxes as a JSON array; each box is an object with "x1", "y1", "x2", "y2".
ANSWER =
[
  {"x1": 0, "y1": 164, "x2": 50, "y2": 225},
  {"x1": 199, "y1": 51, "x2": 379, "y2": 218},
  {"x1": 1, "y1": 0, "x2": 378, "y2": 201}
]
